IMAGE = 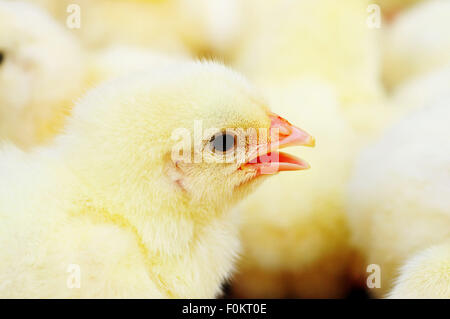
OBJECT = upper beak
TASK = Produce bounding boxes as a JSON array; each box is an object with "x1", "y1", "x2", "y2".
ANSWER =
[{"x1": 242, "y1": 112, "x2": 315, "y2": 175}]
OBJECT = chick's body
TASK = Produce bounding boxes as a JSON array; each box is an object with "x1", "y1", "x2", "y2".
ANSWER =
[
  {"x1": 388, "y1": 241, "x2": 450, "y2": 298},
  {"x1": 347, "y1": 103, "x2": 450, "y2": 297},
  {"x1": 0, "y1": 62, "x2": 282, "y2": 298},
  {"x1": 0, "y1": 1, "x2": 85, "y2": 148}
]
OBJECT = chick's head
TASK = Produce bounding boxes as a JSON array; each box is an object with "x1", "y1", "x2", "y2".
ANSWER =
[
  {"x1": 60, "y1": 62, "x2": 314, "y2": 216},
  {"x1": 0, "y1": 1, "x2": 84, "y2": 147}
]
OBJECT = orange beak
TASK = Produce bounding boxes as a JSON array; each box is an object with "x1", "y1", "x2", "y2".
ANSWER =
[{"x1": 243, "y1": 112, "x2": 315, "y2": 175}]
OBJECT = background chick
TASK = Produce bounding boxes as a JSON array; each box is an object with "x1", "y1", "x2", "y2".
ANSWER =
[
  {"x1": 382, "y1": 0, "x2": 450, "y2": 89},
  {"x1": 232, "y1": 80, "x2": 359, "y2": 298},
  {"x1": 173, "y1": 0, "x2": 245, "y2": 60},
  {"x1": 347, "y1": 102, "x2": 450, "y2": 297},
  {"x1": 234, "y1": 0, "x2": 383, "y2": 110},
  {"x1": 0, "y1": 61, "x2": 311, "y2": 298},
  {"x1": 229, "y1": 0, "x2": 386, "y2": 298},
  {"x1": 0, "y1": 0, "x2": 85, "y2": 148},
  {"x1": 388, "y1": 241, "x2": 450, "y2": 298},
  {"x1": 391, "y1": 64, "x2": 450, "y2": 113},
  {"x1": 27, "y1": 0, "x2": 187, "y2": 54}
]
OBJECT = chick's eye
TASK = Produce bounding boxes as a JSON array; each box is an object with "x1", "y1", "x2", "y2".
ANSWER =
[
  {"x1": 211, "y1": 133, "x2": 236, "y2": 153},
  {"x1": 0, "y1": 52, "x2": 4, "y2": 65}
]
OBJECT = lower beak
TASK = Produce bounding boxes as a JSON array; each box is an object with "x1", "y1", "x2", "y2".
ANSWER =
[{"x1": 243, "y1": 112, "x2": 315, "y2": 175}]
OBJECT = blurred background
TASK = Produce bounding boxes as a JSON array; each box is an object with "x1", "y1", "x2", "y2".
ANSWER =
[{"x1": 1, "y1": 0, "x2": 449, "y2": 298}]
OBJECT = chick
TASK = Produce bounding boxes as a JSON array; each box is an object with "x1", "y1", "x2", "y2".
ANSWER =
[
  {"x1": 229, "y1": 0, "x2": 385, "y2": 298},
  {"x1": 234, "y1": 0, "x2": 384, "y2": 110},
  {"x1": 173, "y1": 0, "x2": 244, "y2": 59},
  {"x1": 0, "y1": 62, "x2": 314, "y2": 298},
  {"x1": 388, "y1": 242, "x2": 450, "y2": 299},
  {"x1": 383, "y1": 0, "x2": 450, "y2": 89},
  {"x1": 231, "y1": 79, "x2": 359, "y2": 298},
  {"x1": 347, "y1": 102, "x2": 450, "y2": 297},
  {"x1": 27, "y1": 0, "x2": 187, "y2": 53},
  {"x1": 391, "y1": 64, "x2": 450, "y2": 113},
  {"x1": 0, "y1": 1, "x2": 85, "y2": 148}
]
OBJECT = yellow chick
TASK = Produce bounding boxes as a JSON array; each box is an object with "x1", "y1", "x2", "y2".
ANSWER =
[
  {"x1": 388, "y1": 242, "x2": 450, "y2": 299},
  {"x1": 229, "y1": 0, "x2": 386, "y2": 298},
  {"x1": 0, "y1": 61, "x2": 314, "y2": 298},
  {"x1": 234, "y1": 0, "x2": 384, "y2": 110},
  {"x1": 174, "y1": 0, "x2": 245, "y2": 59},
  {"x1": 27, "y1": 0, "x2": 187, "y2": 53},
  {"x1": 0, "y1": 0, "x2": 85, "y2": 148},
  {"x1": 347, "y1": 102, "x2": 450, "y2": 297},
  {"x1": 383, "y1": 0, "x2": 450, "y2": 89},
  {"x1": 231, "y1": 79, "x2": 359, "y2": 298}
]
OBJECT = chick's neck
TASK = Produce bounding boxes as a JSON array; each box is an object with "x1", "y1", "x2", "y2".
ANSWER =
[{"x1": 65, "y1": 160, "x2": 238, "y2": 297}]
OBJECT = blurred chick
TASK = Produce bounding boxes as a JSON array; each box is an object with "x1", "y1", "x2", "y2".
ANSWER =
[
  {"x1": 388, "y1": 242, "x2": 450, "y2": 299},
  {"x1": 27, "y1": 0, "x2": 187, "y2": 53},
  {"x1": 230, "y1": 0, "x2": 385, "y2": 298},
  {"x1": 234, "y1": 0, "x2": 393, "y2": 138},
  {"x1": 0, "y1": 0, "x2": 85, "y2": 148},
  {"x1": 383, "y1": 0, "x2": 450, "y2": 89},
  {"x1": 0, "y1": 61, "x2": 314, "y2": 298},
  {"x1": 232, "y1": 79, "x2": 359, "y2": 298},
  {"x1": 234, "y1": 0, "x2": 384, "y2": 111},
  {"x1": 174, "y1": 0, "x2": 244, "y2": 59},
  {"x1": 391, "y1": 64, "x2": 450, "y2": 113},
  {"x1": 347, "y1": 102, "x2": 450, "y2": 297}
]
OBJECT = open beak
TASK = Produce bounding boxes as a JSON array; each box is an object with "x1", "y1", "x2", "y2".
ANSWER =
[{"x1": 242, "y1": 112, "x2": 315, "y2": 175}]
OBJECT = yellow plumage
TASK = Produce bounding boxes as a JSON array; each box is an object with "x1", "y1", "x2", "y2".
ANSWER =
[
  {"x1": 0, "y1": 1, "x2": 85, "y2": 148},
  {"x1": 232, "y1": 80, "x2": 360, "y2": 298},
  {"x1": 234, "y1": 0, "x2": 383, "y2": 109},
  {"x1": 27, "y1": 0, "x2": 187, "y2": 53},
  {"x1": 229, "y1": 0, "x2": 385, "y2": 298},
  {"x1": 388, "y1": 242, "x2": 450, "y2": 299},
  {"x1": 0, "y1": 62, "x2": 284, "y2": 298},
  {"x1": 347, "y1": 102, "x2": 450, "y2": 297},
  {"x1": 382, "y1": 0, "x2": 450, "y2": 89}
]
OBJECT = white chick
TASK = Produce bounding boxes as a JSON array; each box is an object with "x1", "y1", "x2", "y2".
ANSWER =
[
  {"x1": 383, "y1": 0, "x2": 450, "y2": 89},
  {"x1": 0, "y1": 0, "x2": 85, "y2": 148},
  {"x1": 0, "y1": 61, "x2": 314, "y2": 298},
  {"x1": 391, "y1": 64, "x2": 450, "y2": 113},
  {"x1": 231, "y1": 79, "x2": 360, "y2": 298},
  {"x1": 347, "y1": 102, "x2": 450, "y2": 297}
]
